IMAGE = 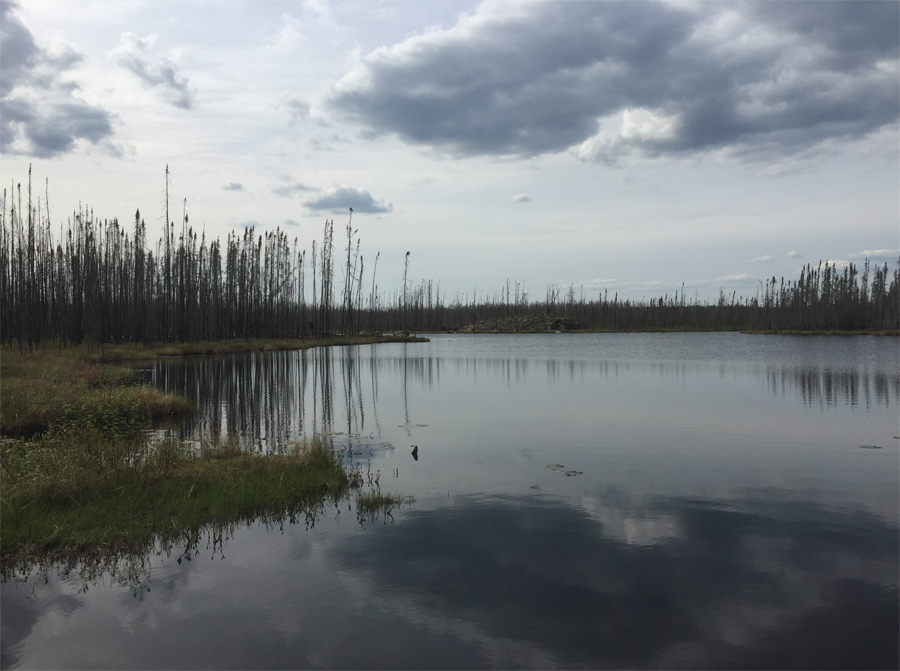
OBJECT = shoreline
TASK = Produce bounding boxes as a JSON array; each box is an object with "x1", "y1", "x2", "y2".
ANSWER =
[
  {"x1": 419, "y1": 328, "x2": 898, "y2": 336},
  {"x1": 0, "y1": 334, "x2": 428, "y2": 570}
]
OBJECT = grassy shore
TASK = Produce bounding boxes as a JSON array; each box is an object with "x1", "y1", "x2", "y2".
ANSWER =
[
  {"x1": 1, "y1": 334, "x2": 427, "y2": 436},
  {"x1": 0, "y1": 434, "x2": 356, "y2": 571},
  {"x1": 71, "y1": 334, "x2": 429, "y2": 363},
  {"x1": 1, "y1": 349, "x2": 195, "y2": 437},
  {"x1": 0, "y1": 335, "x2": 423, "y2": 572}
]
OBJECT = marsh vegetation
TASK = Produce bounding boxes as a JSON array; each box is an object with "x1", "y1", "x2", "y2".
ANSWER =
[{"x1": 0, "y1": 338, "x2": 416, "y2": 576}]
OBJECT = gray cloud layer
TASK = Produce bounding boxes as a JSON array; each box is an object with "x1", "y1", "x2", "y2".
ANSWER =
[
  {"x1": 114, "y1": 33, "x2": 196, "y2": 110},
  {"x1": 327, "y1": 1, "x2": 899, "y2": 163},
  {"x1": 302, "y1": 186, "x2": 392, "y2": 214},
  {"x1": 0, "y1": 1, "x2": 114, "y2": 157},
  {"x1": 272, "y1": 181, "x2": 314, "y2": 197}
]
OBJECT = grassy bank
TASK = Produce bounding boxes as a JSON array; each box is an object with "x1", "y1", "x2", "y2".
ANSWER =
[
  {"x1": 1, "y1": 349, "x2": 195, "y2": 437},
  {"x1": 0, "y1": 435, "x2": 356, "y2": 571},
  {"x1": 0, "y1": 335, "x2": 427, "y2": 436},
  {"x1": 70, "y1": 334, "x2": 429, "y2": 363},
  {"x1": 1, "y1": 335, "x2": 421, "y2": 573}
]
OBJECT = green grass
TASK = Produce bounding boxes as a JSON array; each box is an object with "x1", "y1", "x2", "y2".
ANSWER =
[
  {"x1": 1, "y1": 335, "x2": 428, "y2": 436},
  {"x1": 61, "y1": 334, "x2": 429, "y2": 363},
  {"x1": 0, "y1": 337, "x2": 422, "y2": 575},
  {"x1": 356, "y1": 490, "x2": 412, "y2": 513},
  {"x1": 0, "y1": 349, "x2": 195, "y2": 437},
  {"x1": 0, "y1": 434, "x2": 354, "y2": 571}
]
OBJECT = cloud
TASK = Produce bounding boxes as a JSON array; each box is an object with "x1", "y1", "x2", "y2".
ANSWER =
[
  {"x1": 264, "y1": 14, "x2": 304, "y2": 54},
  {"x1": 511, "y1": 194, "x2": 531, "y2": 203},
  {"x1": 326, "y1": 1, "x2": 899, "y2": 164},
  {"x1": 281, "y1": 94, "x2": 310, "y2": 125},
  {"x1": 272, "y1": 181, "x2": 314, "y2": 197},
  {"x1": 716, "y1": 273, "x2": 754, "y2": 283},
  {"x1": 304, "y1": 0, "x2": 336, "y2": 29},
  {"x1": 750, "y1": 255, "x2": 774, "y2": 263},
  {"x1": 0, "y1": 0, "x2": 115, "y2": 157},
  {"x1": 113, "y1": 33, "x2": 196, "y2": 110},
  {"x1": 329, "y1": 493, "x2": 899, "y2": 669},
  {"x1": 787, "y1": 250, "x2": 803, "y2": 258},
  {"x1": 848, "y1": 249, "x2": 899, "y2": 261},
  {"x1": 222, "y1": 182, "x2": 244, "y2": 192},
  {"x1": 284, "y1": 218, "x2": 300, "y2": 227},
  {"x1": 302, "y1": 185, "x2": 392, "y2": 214}
]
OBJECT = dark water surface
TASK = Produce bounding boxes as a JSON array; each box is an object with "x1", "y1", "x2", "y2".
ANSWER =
[{"x1": 3, "y1": 333, "x2": 898, "y2": 669}]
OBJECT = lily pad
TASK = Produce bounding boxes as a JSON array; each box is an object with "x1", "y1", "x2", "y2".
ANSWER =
[
  {"x1": 380, "y1": 443, "x2": 396, "y2": 450},
  {"x1": 546, "y1": 464, "x2": 565, "y2": 471},
  {"x1": 564, "y1": 470, "x2": 583, "y2": 476},
  {"x1": 859, "y1": 445, "x2": 882, "y2": 449},
  {"x1": 530, "y1": 485, "x2": 541, "y2": 490}
]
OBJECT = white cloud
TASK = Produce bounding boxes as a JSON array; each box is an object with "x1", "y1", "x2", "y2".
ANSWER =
[
  {"x1": 749, "y1": 255, "x2": 774, "y2": 263},
  {"x1": 113, "y1": 32, "x2": 196, "y2": 110},
  {"x1": 716, "y1": 273, "x2": 753, "y2": 282},
  {"x1": 786, "y1": 250, "x2": 803, "y2": 258},
  {"x1": 847, "y1": 249, "x2": 898, "y2": 261},
  {"x1": 264, "y1": 14, "x2": 304, "y2": 54}
]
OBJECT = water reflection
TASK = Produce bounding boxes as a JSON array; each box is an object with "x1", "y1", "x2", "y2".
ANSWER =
[
  {"x1": 151, "y1": 344, "x2": 898, "y2": 450},
  {"x1": 330, "y1": 492, "x2": 899, "y2": 669},
  {"x1": 4, "y1": 335, "x2": 896, "y2": 670},
  {"x1": 5, "y1": 488, "x2": 894, "y2": 670},
  {"x1": 766, "y1": 365, "x2": 897, "y2": 410}
]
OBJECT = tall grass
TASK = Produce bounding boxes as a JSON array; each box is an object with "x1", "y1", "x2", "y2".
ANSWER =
[
  {"x1": 0, "y1": 432, "x2": 355, "y2": 572},
  {"x1": 0, "y1": 349, "x2": 195, "y2": 436}
]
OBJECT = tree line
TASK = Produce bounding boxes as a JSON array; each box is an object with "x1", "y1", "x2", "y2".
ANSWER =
[{"x1": 1, "y1": 168, "x2": 897, "y2": 349}]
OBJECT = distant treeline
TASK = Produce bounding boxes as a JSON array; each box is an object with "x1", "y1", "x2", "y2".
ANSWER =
[{"x1": 1, "y1": 169, "x2": 897, "y2": 349}]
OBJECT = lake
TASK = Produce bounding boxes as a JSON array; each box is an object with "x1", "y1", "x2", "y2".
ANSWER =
[{"x1": 3, "y1": 333, "x2": 898, "y2": 669}]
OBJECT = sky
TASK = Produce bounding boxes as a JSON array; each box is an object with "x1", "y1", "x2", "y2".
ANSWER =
[{"x1": 1, "y1": 0, "x2": 898, "y2": 303}]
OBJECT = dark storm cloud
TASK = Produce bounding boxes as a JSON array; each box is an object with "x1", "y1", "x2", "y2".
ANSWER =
[
  {"x1": 326, "y1": 1, "x2": 899, "y2": 162},
  {"x1": 302, "y1": 186, "x2": 392, "y2": 214},
  {"x1": 115, "y1": 33, "x2": 196, "y2": 110},
  {"x1": 0, "y1": 1, "x2": 114, "y2": 157}
]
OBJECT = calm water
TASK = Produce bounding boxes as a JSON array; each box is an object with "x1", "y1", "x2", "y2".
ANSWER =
[{"x1": 3, "y1": 333, "x2": 898, "y2": 669}]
